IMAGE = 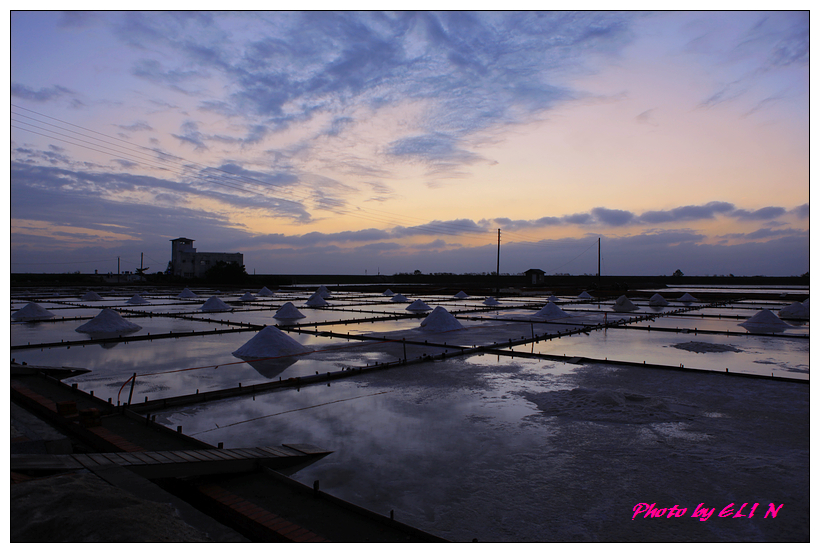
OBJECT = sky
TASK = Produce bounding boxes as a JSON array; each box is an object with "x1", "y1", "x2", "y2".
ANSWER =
[{"x1": 8, "y1": 9, "x2": 811, "y2": 277}]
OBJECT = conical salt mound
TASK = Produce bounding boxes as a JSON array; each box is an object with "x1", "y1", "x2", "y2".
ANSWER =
[
  {"x1": 316, "y1": 285, "x2": 332, "y2": 299},
  {"x1": 201, "y1": 296, "x2": 232, "y2": 312},
  {"x1": 535, "y1": 301, "x2": 570, "y2": 319},
  {"x1": 391, "y1": 294, "x2": 409, "y2": 303},
  {"x1": 406, "y1": 299, "x2": 432, "y2": 312},
  {"x1": 178, "y1": 288, "x2": 198, "y2": 299},
  {"x1": 12, "y1": 302, "x2": 55, "y2": 321},
  {"x1": 258, "y1": 286, "x2": 274, "y2": 297},
  {"x1": 305, "y1": 292, "x2": 328, "y2": 307},
  {"x1": 232, "y1": 326, "x2": 308, "y2": 359},
  {"x1": 382, "y1": 289, "x2": 395, "y2": 296},
  {"x1": 239, "y1": 292, "x2": 257, "y2": 301},
  {"x1": 612, "y1": 295, "x2": 638, "y2": 312},
  {"x1": 126, "y1": 294, "x2": 150, "y2": 305},
  {"x1": 454, "y1": 291, "x2": 469, "y2": 299},
  {"x1": 739, "y1": 309, "x2": 793, "y2": 331},
  {"x1": 802, "y1": 297, "x2": 809, "y2": 307},
  {"x1": 76, "y1": 309, "x2": 142, "y2": 333},
  {"x1": 649, "y1": 293, "x2": 668, "y2": 306},
  {"x1": 420, "y1": 306, "x2": 464, "y2": 331},
  {"x1": 274, "y1": 302, "x2": 305, "y2": 319},
  {"x1": 81, "y1": 291, "x2": 102, "y2": 301},
  {"x1": 547, "y1": 295, "x2": 559, "y2": 302},
  {"x1": 483, "y1": 297, "x2": 500, "y2": 306},
  {"x1": 578, "y1": 291, "x2": 593, "y2": 299},
  {"x1": 678, "y1": 293, "x2": 698, "y2": 302},
  {"x1": 779, "y1": 302, "x2": 809, "y2": 320}
]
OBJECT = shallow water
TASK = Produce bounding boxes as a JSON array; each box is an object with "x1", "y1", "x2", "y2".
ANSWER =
[
  {"x1": 513, "y1": 327, "x2": 808, "y2": 379},
  {"x1": 11, "y1": 286, "x2": 809, "y2": 541},
  {"x1": 155, "y1": 356, "x2": 809, "y2": 542}
]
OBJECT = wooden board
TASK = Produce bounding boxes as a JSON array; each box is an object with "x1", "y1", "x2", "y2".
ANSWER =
[{"x1": 10, "y1": 445, "x2": 330, "y2": 477}]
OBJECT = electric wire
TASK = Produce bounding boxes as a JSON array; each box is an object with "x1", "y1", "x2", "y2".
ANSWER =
[
  {"x1": 12, "y1": 105, "x2": 498, "y2": 243},
  {"x1": 12, "y1": 105, "x2": 605, "y2": 258},
  {"x1": 12, "y1": 120, "x2": 494, "y2": 245},
  {"x1": 190, "y1": 390, "x2": 391, "y2": 435}
]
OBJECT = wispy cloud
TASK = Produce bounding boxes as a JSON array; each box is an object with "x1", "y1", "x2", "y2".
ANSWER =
[
  {"x1": 639, "y1": 202, "x2": 735, "y2": 224},
  {"x1": 732, "y1": 206, "x2": 787, "y2": 220},
  {"x1": 11, "y1": 83, "x2": 74, "y2": 102},
  {"x1": 10, "y1": 12, "x2": 808, "y2": 275}
]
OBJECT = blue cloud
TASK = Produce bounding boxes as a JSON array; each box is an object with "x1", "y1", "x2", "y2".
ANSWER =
[
  {"x1": 732, "y1": 206, "x2": 787, "y2": 220},
  {"x1": 100, "y1": 11, "x2": 637, "y2": 176},
  {"x1": 791, "y1": 203, "x2": 809, "y2": 219},
  {"x1": 11, "y1": 83, "x2": 73, "y2": 102},
  {"x1": 591, "y1": 207, "x2": 635, "y2": 226},
  {"x1": 392, "y1": 218, "x2": 489, "y2": 238},
  {"x1": 386, "y1": 133, "x2": 483, "y2": 167},
  {"x1": 639, "y1": 201, "x2": 735, "y2": 223}
]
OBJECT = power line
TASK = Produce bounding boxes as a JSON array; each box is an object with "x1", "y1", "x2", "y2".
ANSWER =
[
  {"x1": 541, "y1": 238, "x2": 600, "y2": 274},
  {"x1": 10, "y1": 258, "x2": 116, "y2": 265},
  {"x1": 11, "y1": 104, "x2": 498, "y2": 244},
  {"x1": 12, "y1": 107, "x2": 600, "y2": 261}
]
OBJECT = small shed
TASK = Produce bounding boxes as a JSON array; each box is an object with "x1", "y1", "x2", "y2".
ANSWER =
[{"x1": 524, "y1": 268, "x2": 546, "y2": 285}]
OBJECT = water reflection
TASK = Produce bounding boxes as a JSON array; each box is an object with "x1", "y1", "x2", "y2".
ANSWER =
[
  {"x1": 154, "y1": 355, "x2": 809, "y2": 542},
  {"x1": 242, "y1": 357, "x2": 301, "y2": 379}
]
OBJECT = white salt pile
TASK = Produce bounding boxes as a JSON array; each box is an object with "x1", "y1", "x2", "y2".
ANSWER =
[
  {"x1": 239, "y1": 292, "x2": 257, "y2": 301},
  {"x1": 274, "y1": 302, "x2": 305, "y2": 319},
  {"x1": 12, "y1": 302, "x2": 55, "y2": 321},
  {"x1": 201, "y1": 296, "x2": 232, "y2": 312},
  {"x1": 535, "y1": 302, "x2": 570, "y2": 319},
  {"x1": 81, "y1": 291, "x2": 102, "y2": 301},
  {"x1": 612, "y1": 295, "x2": 639, "y2": 312},
  {"x1": 177, "y1": 288, "x2": 198, "y2": 299},
  {"x1": 420, "y1": 306, "x2": 464, "y2": 331},
  {"x1": 454, "y1": 291, "x2": 469, "y2": 299},
  {"x1": 317, "y1": 285, "x2": 332, "y2": 299},
  {"x1": 76, "y1": 309, "x2": 142, "y2": 334},
  {"x1": 391, "y1": 294, "x2": 409, "y2": 303},
  {"x1": 649, "y1": 293, "x2": 669, "y2": 306},
  {"x1": 779, "y1": 302, "x2": 809, "y2": 320},
  {"x1": 678, "y1": 293, "x2": 698, "y2": 302},
  {"x1": 232, "y1": 326, "x2": 308, "y2": 359},
  {"x1": 126, "y1": 294, "x2": 150, "y2": 305},
  {"x1": 739, "y1": 309, "x2": 793, "y2": 332},
  {"x1": 483, "y1": 297, "x2": 500, "y2": 306},
  {"x1": 548, "y1": 295, "x2": 559, "y2": 302},
  {"x1": 406, "y1": 299, "x2": 433, "y2": 312},
  {"x1": 305, "y1": 292, "x2": 329, "y2": 307},
  {"x1": 382, "y1": 289, "x2": 395, "y2": 296},
  {"x1": 258, "y1": 287, "x2": 274, "y2": 297},
  {"x1": 578, "y1": 291, "x2": 593, "y2": 299}
]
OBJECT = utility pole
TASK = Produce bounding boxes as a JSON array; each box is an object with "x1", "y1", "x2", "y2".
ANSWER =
[
  {"x1": 597, "y1": 237, "x2": 601, "y2": 289},
  {"x1": 117, "y1": 257, "x2": 120, "y2": 284},
  {"x1": 496, "y1": 229, "x2": 501, "y2": 294}
]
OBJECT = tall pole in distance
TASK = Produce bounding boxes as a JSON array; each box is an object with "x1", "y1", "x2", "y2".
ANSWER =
[
  {"x1": 496, "y1": 229, "x2": 501, "y2": 294},
  {"x1": 597, "y1": 237, "x2": 601, "y2": 289}
]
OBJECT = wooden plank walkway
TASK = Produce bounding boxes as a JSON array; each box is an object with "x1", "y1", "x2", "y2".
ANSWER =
[
  {"x1": 195, "y1": 483, "x2": 329, "y2": 542},
  {"x1": 11, "y1": 444, "x2": 331, "y2": 479}
]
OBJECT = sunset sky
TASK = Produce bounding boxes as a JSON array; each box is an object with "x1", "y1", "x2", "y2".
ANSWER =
[{"x1": 9, "y1": 10, "x2": 810, "y2": 276}]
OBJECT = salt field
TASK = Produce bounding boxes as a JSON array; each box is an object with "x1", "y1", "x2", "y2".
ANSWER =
[{"x1": 10, "y1": 284, "x2": 810, "y2": 541}]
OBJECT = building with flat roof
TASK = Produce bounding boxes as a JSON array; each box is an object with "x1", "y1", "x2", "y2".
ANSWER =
[
  {"x1": 524, "y1": 268, "x2": 546, "y2": 285},
  {"x1": 169, "y1": 237, "x2": 243, "y2": 278}
]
